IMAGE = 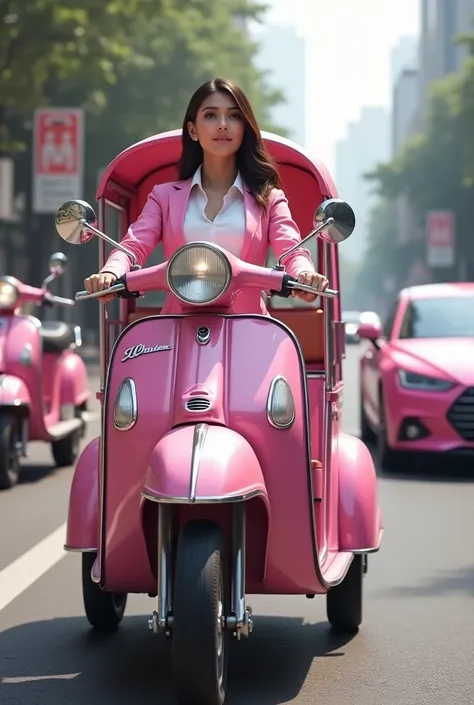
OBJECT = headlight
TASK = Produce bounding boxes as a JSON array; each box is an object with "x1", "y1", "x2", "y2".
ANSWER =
[
  {"x1": 398, "y1": 369, "x2": 455, "y2": 392},
  {"x1": 167, "y1": 243, "x2": 232, "y2": 305},
  {"x1": 0, "y1": 277, "x2": 19, "y2": 308}
]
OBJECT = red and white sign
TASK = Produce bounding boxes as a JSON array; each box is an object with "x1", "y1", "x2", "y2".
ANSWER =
[
  {"x1": 426, "y1": 210, "x2": 455, "y2": 268},
  {"x1": 32, "y1": 108, "x2": 84, "y2": 214}
]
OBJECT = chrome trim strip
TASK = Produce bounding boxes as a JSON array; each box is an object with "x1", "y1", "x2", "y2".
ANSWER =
[
  {"x1": 189, "y1": 423, "x2": 208, "y2": 501},
  {"x1": 142, "y1": 488, "x2": 265, "y2": 505},
  {"x1": 63, "y1": 545, "x2": 97, "y2": 553},
  {"x1": 306, "y1": 371, "x2": 326, "y2": 379}
]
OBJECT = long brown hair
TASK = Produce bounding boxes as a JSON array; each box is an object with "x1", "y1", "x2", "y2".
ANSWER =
[{"x1": 178, "y1": 78, "x2": 281, "y2": 208}]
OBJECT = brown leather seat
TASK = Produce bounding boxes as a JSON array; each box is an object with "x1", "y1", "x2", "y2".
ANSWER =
[
  {"x1": 270, "y1": 308, "x2": 325, "y2": 363},
  {"x1": 128, "y1": 306, "x2": 325, "y2": 364}
]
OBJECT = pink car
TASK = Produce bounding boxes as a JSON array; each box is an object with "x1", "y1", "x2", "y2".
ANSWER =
[{"x1": 358, "y1": 283, "x2": 474, "y2": 471}]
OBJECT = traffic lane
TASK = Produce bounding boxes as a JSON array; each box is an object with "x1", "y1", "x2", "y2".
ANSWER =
[
  {"x1": 2, "y1": 353, "x2": 474, "y2": 702},
  {"x1": 1, "y1": 490, "x2": 474, "y2": 705},
  {"x1": 0, "y1": 372, "x2": 101, "y2": 572}
]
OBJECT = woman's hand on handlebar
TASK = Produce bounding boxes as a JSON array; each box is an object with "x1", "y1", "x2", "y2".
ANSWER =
[
  {"x1": 84, "y1": 272, "x2": 118, "y2": 303},
  {"x1": 292, "y1": 271, "x2": 328, "y2": 302}
]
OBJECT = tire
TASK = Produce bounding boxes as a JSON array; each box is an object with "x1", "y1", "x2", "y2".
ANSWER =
[
  {"x1": 377, "y1": 390, "x2": 404, "y2": 472},
  {"x1": 81, "y1": 552, "x2": 127, "y2": 632},
  {"x1": 172, "y1": 520, "x2": 229, "y2": 705},
  {"x1": 0, "y1": 416, "x2": 20, "y2": 490},
  {"x1": 360, "y1": 390, "x2": 377, "y2": 444},
  {"x1": 327, "y1": 554, "x2": 364, "y2": 633},
  {"x1": 51, "y1": 430, "x2": 80, "y2": 467}
]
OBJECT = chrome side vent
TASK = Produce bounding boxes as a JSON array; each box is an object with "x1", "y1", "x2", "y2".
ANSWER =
[{"x1": 185, "y1": 397, "x2": 212, "y2": 412}]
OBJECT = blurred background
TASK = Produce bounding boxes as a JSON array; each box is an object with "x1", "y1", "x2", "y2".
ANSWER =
[{"x1": 0, "y1": 0, "x2": 473, "y2": 337}]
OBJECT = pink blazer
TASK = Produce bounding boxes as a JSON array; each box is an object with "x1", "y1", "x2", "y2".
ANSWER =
[{"x1": 101, "y1": 178, "x2": 316, "y2": 314}]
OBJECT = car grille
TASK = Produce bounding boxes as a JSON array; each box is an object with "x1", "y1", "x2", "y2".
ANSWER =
[{"x1": 447, "y1": 387, "x2": 474, "y2": 442}]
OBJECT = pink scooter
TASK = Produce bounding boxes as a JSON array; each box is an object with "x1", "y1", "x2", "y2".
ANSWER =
[
  {"x1": 56, "y1": 178, "x2": 382, "y2": 704},
  {"x1": 0, "y1": 252, "x2": 90, "y2": 489}
]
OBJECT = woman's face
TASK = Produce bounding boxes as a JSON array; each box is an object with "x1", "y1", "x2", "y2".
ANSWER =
[{"x1": 187, "y1": 90, "x2": 245, "y2": 158}]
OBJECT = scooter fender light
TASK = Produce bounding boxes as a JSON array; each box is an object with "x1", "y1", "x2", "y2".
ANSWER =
[
  {"x1": 113, "y1": 378, "x2": 138, "y2": 431},
  {"x1": 267, "y1": 375, "x2": 295, "y2": 429}
]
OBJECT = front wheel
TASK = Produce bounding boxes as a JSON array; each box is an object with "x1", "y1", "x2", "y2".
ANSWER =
[
  {"x1": 172, "y1": 520, "x2": 229, "y2": 705},
  {"x1": 81, "y1": 552, "x2": 127, "y2": 633},
  {"x1": 326, "y1": 554, "x2": 364, "y2": 633},
  {"x1": 0, "y1": 416, "x2": 20, "y2": 490}
]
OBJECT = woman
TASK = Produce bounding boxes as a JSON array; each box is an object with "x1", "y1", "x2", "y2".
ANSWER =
[{"x1": 84, "y1": 77, "x2": 328, "y2": 308}]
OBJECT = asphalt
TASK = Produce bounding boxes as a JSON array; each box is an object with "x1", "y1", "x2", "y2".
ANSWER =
[{"x1": 1, "y1": 346, "x2": 473, "y2": 704}]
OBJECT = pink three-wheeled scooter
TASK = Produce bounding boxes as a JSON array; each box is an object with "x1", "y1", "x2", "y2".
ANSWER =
[
  {"x1": 56, "y1": 130, "x2": 382, "y2": 705},
  {"x1": 0, "y1": 252, "x2": 89, "y2": 489}
]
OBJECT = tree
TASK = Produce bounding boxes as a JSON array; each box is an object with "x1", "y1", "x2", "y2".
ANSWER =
[
  {"x1": 5, "y1": 0, "x2": 288, "y2": 337},
  {"x1": 364, "y1": 32, "x2": 474, "y2": 273}
]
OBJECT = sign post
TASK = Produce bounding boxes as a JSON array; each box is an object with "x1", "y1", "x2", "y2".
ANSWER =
[
  {"x1": 32, "y1": 108, "x2": 84, "y2": 214},
  {"x1": 426, "y1": 210, "x2": 455, "y2": 268}
]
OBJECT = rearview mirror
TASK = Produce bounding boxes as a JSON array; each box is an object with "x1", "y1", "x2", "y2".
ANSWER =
[
  {"x1": 313, "y1": 199, "x2": 355, "y2": 244},
  {"x1": 358, "y1": 321, "x2": 383, "y2": 341},
  {"x1": 48, "y1": 252, "x2": 68, "y2": 276},
  {"x1": 55, "y1": 199, "x2": 97, "y2": 244}
]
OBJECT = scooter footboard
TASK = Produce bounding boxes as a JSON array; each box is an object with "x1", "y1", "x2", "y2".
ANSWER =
[
  {"x1": 64, "y1": 437, "x2": 100, "y2": 551},
  {"x1": 337, "y1": 432, "x2": 383, "y2": 552}
]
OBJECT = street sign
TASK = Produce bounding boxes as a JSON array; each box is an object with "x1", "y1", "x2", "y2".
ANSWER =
[
  {"x1": 32, "y1": 108, "x2": 84, "y2": 214},
  {"x1": 426, "y1": 210, "x2": 455, "y2": 267}
]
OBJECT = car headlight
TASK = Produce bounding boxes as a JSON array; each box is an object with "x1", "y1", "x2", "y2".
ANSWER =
[
  {"x1": 167, "y1": 243, "x2": 232, "y2": 305},
  {"x1": 0, "y1": 277, "x2": 19, "y2": 308},
  {"x1": 345, "y1": 323, "x2": 358, "y2": 335},
  {"x1": 398, "y1": 369, "x2": 455, "y2": 392}
]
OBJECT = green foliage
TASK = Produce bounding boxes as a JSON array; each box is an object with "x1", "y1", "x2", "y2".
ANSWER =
[{"x1": 361, "y1": 28, "x2": 474, "y2": 290}]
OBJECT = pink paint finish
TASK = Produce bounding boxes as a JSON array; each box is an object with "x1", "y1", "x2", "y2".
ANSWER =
[
  {"x1": 100, "y1": 315, "x2": 328, "y2": 594},
  {"x1": 0, "y1": 374, "x2": 31, "y2": 406},
  {"x1": 65, "y1": 437, "x2": 100, "y2": 550},
  {"x1": 143, "y1": 424, "x2": 270, "y2": 504},
  {"x1": 337, "y1": 433, "x2": 382, "y2": 552},
  {"x1": 360, "y1": 282, "x2": 474, "y2": 453},
  {"x1": 0, "y1": 282, "x2": 89, "y2": 445},
  {"x1": 67, "y1": 127, "x2": 382, "y2": 603}
]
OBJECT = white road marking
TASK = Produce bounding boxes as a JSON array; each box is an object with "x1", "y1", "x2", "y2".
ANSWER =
[
  {"x1": 1, "y1": 674, "x2": 80, "y2": 683},
  {"x1": 0, "y1": 523, "x2": 67, "y2": 613}
]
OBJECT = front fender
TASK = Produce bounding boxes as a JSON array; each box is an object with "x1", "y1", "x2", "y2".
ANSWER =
[
  {"x1": 64, "y1": 437, "x2": 100, "y2": 551},
  {"x1": 0, "y1": 374, "x2": 31, "y2": 408},
  {"x1": 143, "y1": 424, "x2": 269, "y2": 507},
  {"x1": 337, "y1": 433, "x2": 382, "y2": 552}
]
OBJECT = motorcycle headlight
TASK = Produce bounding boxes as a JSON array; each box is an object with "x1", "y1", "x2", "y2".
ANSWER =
[
  {"x1": 167, "y1": 243, "x2": 232, "y2": 305},
  {"x1": 398, "y1": 369, "x2": 455, "y2": 392},
  {"x1": 0, "y1": 277, "x2": 19, "y2": 308}
]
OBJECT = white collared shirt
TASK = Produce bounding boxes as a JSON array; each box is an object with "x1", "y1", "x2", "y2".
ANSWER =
[{"x1": 183, "y1": 165, "x2": 246, "y2": 257}]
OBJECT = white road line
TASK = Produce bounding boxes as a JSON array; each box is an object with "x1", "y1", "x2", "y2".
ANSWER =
[{"x1": 0, "y1": 522, "x2": 67, "y2": 613}]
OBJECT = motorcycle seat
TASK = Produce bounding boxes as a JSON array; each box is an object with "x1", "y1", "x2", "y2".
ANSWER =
[{"x1": 40, "y1": 321, "x2": 77, "y2": 354}]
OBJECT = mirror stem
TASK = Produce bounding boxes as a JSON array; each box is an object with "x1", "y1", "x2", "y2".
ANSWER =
[
  {"x1": 275, "y1": 217, "x2": 334, "y2": 269},
  {"x1": 80, "y1": 219, "x2": 141, "y2": 270}
]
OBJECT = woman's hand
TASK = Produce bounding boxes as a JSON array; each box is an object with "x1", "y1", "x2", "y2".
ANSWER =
[
  {"x1": 84, "y1": 272, "x2": 118, "y2": 302},
  {"x1": 292, "y1": 270, "x2": 328, "y2": 302}
]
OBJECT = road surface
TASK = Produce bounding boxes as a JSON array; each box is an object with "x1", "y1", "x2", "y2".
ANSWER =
[{"x1": 1, "y1": 350, "x2": 473, "y2": 704}]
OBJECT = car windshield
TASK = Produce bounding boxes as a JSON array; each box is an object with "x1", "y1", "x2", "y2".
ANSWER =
[{"x1": 399, "y1": 295, "x2": 474, "y2": 339}]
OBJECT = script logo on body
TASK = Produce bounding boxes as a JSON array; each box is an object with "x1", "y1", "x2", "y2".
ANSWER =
[{"x1": 121, "y1": 343, "x2": 172, "y2": 362}]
